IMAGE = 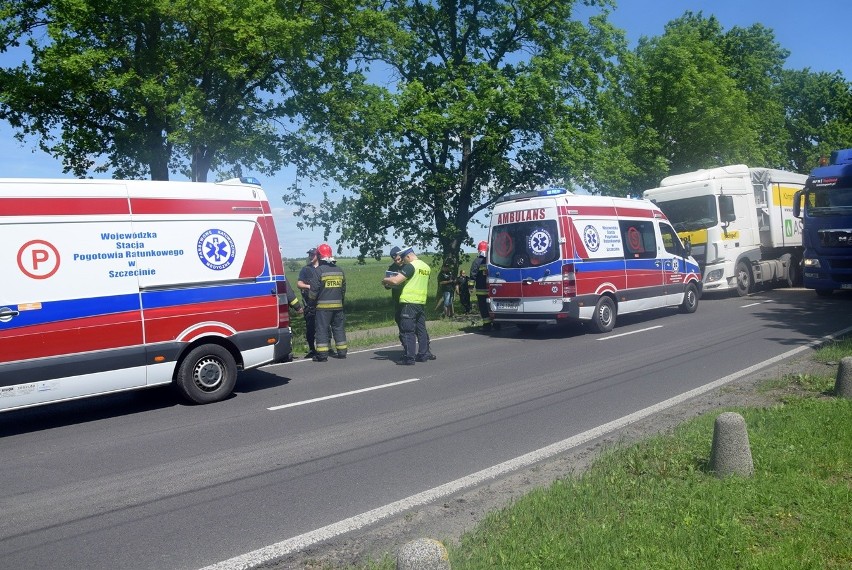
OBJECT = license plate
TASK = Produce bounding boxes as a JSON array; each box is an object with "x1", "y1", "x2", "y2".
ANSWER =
[{"x1": 494, "y1": 300, "x2": 519, "y2": 311}]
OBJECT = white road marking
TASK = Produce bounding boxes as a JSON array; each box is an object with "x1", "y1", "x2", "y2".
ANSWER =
[
  {"x1": 202, "y1": 325, "x2": 852, "y2": 570},
  {"x1": 267, "y1": 378, "x2": 420, "y2": 411},
  {"x1": 597, "y1": 325, "x2": 662, "y2": 340},
  {"x1": 741, "y1": 300, "x2": 772, "y2": 308}
]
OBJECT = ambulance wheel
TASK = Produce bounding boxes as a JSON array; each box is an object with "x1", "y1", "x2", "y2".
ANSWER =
[
  {"x1": 176, "y1": 344, "x2": 238, "y2": 404},
  {"x1": 589, "y1": 296, "x2": 616, "y2": 333},
  {"x1": 680, "y1": 283, "x2": 699, "y2": 313},
  {"x1": 735, "y1": 261, "x2": 752, "y2": 297}
]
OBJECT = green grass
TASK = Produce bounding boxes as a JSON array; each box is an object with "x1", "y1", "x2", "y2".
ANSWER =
[
  {"x1": 341, "y1": 338, "x2": 852, "y2": 570},
  {"x1": 450, "y1": 399, "x2": 851, "y2": 569}
]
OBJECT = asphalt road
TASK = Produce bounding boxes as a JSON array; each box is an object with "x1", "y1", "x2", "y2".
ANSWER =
[{"x1": 1, "y1": 288, "x2": 850, "y2": 570}]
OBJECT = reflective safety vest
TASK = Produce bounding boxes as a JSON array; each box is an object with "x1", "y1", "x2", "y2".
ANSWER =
[{"x1": 399, "y1": 259, "x2": 430, "y2": 304}]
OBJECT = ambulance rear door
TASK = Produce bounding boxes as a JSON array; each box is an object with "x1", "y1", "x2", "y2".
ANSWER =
[
  {"x1": 0, "y1": 180, "x2": 146, "y2": 410},
  {"x1": 489, "y1": 199, "x2": 563, "y2": 317}
]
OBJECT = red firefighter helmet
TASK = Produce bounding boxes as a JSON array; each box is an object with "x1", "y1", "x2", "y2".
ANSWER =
[
  {"x1": 317, "y1": 243, "x2": 333, "y2": 259},
  {"x1": 477, "y1": 240, "x2": 488, "y2": 254}
]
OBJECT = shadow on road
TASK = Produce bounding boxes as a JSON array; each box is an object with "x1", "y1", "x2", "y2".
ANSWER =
[{"x1": 0, "y1": 368, "x2": 293, "y2": 437}]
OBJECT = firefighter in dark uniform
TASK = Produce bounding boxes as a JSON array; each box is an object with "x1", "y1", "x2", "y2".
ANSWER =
[
  {"x1": 470, "y1": 240, "x2": 497, "y2": 330},
  {"x1": 309, "y1": 243, "x2": 348, "y2": 361}
]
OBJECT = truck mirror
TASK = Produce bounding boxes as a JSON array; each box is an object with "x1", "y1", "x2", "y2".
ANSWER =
[
  {"x1": 719, "y1": 195, "x2": 736, "y2": 223},
  {"x1": 792, "y1": 191, "x2": 802, "y2": 217}
]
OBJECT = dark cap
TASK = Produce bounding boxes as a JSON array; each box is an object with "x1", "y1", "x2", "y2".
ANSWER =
[
  {"x1": 389, "y1": 246, "x2": 402, "y2": 257},
  {"x1": 307, "y1": 247, "x2": 317, "y2": 256}
]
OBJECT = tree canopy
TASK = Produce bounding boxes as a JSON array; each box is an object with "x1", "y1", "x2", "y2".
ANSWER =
[
  {"x1": 597, "y1": 12, "x2": 795, "y2": 195},
  {"x1": 0, "y1": 0, "x2": 357, "y2": 180},
  {"x1": 779, "y1": 68, "x2": 852, "y2": 172},
  {"x1": 285, "y1": 0, "x2": 625, "y2": 265},
  {"x1": 0, "y1": 3, "x2": 848, "y2": 259}
]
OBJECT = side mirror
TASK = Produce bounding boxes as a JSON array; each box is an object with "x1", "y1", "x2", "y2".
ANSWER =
[
  {"x1": 792, "y1": 190, "x2": 802, "y2": 218},
  {"x1": 683, "y1": 236, "x2": 692, "y2": 257},
  {"x1": 719, "y1": 195, "x2": 736, "y2": 224}
]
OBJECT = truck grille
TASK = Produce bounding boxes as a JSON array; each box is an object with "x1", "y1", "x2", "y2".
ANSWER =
[{"x1": 818, "y1": 229, "x2": 852, "y2": 247}]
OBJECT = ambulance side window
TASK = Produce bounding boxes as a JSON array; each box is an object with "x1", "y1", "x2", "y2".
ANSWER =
[
  {"x1": 659, "y1": 223, "x2": 685, "y2": 256},
  {"x1": 618, "y1": 220, "x2": 656, "y2": 259}
]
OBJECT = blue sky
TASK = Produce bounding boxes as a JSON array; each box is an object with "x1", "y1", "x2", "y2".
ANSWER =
[{"x1": 1, "y1": 1, "x2": 848, "y2": 258}]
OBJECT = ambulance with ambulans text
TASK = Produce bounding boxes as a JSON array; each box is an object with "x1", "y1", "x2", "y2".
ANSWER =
[
  {"x1": 487, "y1": 188, "x2": 701, "y2": 332},
  {"x1": 0, "y1": 177, "x2": 292, "y2": 412}
]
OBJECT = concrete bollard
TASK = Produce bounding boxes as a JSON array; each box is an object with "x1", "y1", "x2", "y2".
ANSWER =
[
  {"x1": 709, "y1": 412, "x2": 754, "y2": 477},
  {"x1": 397, "y1": 538, "x2": 450, "y2": 570},
  {"x1": 834, "y1": 356, "x2": 852, "y2": 399}
]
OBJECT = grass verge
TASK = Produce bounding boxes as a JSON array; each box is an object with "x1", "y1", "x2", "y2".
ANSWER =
[{"x1": 350, "y1": 338, "x2": 852, "y2": 569}]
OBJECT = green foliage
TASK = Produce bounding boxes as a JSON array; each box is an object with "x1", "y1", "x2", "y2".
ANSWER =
[
  {"x1": 598, "y1": 12, "x2": 803, "y2": 195},
  {"x1": 0, "y1": 0, "x2": 359, "y2": 181},
  {"x1": 779, "y1": 68, "x2": 852, "y2": 171},
  {"x1": 285, "y1": 0, "x2": 625, "y2": 267}
]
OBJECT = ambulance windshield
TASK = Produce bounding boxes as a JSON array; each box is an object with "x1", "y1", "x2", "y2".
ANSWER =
[{"x1": 490, "y1": 220, "x2": 560, "y2": 268}]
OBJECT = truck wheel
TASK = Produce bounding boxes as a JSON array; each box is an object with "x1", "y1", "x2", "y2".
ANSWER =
[
  {"x1": 589, "y1": 296, "x2": 616, "y2": 333},
  {"x1": 735, "y1": 261, "x2": 752, "y2": 297},
  {"x1": 788, "y1": 256, "x2": 802, "y2": 287},
  {"x1": 785, "y1": 263, "x2": 796, "y2": 288},
  {"x1": 175, "y1": 344, "x2": 238, "y2": 404},
  {"x1": 680, "y1": 283, "x2": 699, "y2": 314}
]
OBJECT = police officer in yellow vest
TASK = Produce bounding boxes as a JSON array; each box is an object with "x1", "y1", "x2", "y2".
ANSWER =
[{"x1": 381, "y1": 245, "x2": 435, "y2": 365}]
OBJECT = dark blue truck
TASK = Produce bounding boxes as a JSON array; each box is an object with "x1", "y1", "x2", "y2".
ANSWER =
[{"x1": 794, "y1": 149, "x2": 852, "y2": 296}]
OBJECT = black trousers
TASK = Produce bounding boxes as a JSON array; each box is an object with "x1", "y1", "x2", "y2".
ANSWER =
[{"x1": 398, "y1": 303, "x2": 431, "y2": 360}]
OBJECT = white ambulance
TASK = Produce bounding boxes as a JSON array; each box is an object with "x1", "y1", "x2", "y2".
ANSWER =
[
  {"x1": 487, "y1": 188, "x2": 702, "y2": 332},
  {"x1": 0, "y1": 177, "x2": 292, "y2": 412}
]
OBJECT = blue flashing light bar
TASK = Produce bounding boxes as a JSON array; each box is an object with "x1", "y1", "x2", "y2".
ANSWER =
[
  {"x1": 538, "y1": 187, "x2": 568, "y2": 196},
  {"x1": 239, "y1": 176, "x2": 262, "y2": 186}
]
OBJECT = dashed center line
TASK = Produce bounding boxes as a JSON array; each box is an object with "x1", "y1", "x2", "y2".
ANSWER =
[
  {"x1": 267, "y1": 378, "x2": 420, "y2": 411},
  {"x1": 597, "y1": 325, "x2": 662, "y2": 340}
]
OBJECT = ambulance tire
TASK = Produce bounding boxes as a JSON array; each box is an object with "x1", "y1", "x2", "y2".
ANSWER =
[
  {"x1": 735, "y1": 261, "x2": 752, "y2": 297},
  {"x1": 589, "y1": 296, "x2": 616, "y2": 333},
  {"x1": 680, "y1": 283, "x2": 699, "y2": 314},
  {"x1": 175, "y1": 344, "x2": 238, "y2": 404}
]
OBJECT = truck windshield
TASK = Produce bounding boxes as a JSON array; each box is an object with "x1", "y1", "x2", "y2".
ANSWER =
[
  {"x1": 490, "y1": 220, "x2": 560, "y2": 268},
  {"x1": 805, "y1": 186, "x2": 852, "y2": 216},
  {"x1": 654, "y1": 196, "x2": 717, "y2": 232}
]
